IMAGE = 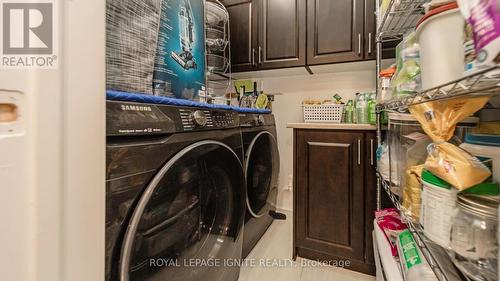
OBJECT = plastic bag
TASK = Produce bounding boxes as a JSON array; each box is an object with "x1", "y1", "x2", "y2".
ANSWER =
[
  {"x1": 409, "y1": 96, "x2": 491, "y2": 142},
  {"x1": 426, "y1": 142, "x2": 491, "y2": 190},
  {"x1": 400, "y1": 133, "x2": 432, "y2": 190},
  {"x1": 106, "y1": 0, "x2": 162, "y2": 94},
  {"x1": 378, "y1": 143, "x2": 394, "y2": 183},
  {"x1": 375, "y1": 208, "x2": 407, "y2": 257},
  {"x1": 392, "y1": 32, "x2": 422, "y2": 97},
  {"x1": 402, "y1": 165, "x2": 425, "y2": 221}
]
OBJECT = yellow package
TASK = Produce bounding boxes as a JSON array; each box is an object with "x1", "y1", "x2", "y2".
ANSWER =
[
  {"x1": 473, "y1": 122, "x2": 500, "y2": 135},
  {"x1": 402, "y1": 165, "x2": 424, "y2": 222},
  {"x1": 409, "y1": 96, "x2": 490, "y2": 142},
  {"x1": 425, "y1": 142, "x2": 491, "y2": 190}
]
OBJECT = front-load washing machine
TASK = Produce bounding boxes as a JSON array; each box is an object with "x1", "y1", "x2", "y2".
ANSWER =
[
  {"x1": 239, "y1": 113, "x2": 281, "y2": 258},
  {"x1": 105, "y1": 96, "x2": 246, "y2": 281}
]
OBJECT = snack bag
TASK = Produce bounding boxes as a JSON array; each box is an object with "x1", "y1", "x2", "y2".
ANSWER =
[
  {"x1": 426, "y1": 142, "x2": 491, "y2": 190},
  {"x1": 402, "y1": 165, "x2": 425, "y2": 221},
  {"x1": 409, "y1": 96, "x2": 490, "y2": 142},
  {"x1": 409, "y1": 96, "x2": 492, "y2": 190}
]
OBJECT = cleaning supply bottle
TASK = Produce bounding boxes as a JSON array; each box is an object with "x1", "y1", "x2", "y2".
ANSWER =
[
  {"x1": 356, "y1": 93, "x2": 369, "y2": 124},
  {"x1": 353, "y1": 93, "x2": 360, "y2": 124},
  {"x1": 368, "y1": 92, "x2": 377, "y2": 125}
]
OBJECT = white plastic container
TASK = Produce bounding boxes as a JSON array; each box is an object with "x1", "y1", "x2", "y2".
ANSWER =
[
  {"x1": 420, "y1": 170, "x2": 458, "y2": 248},
  {"x1": 415, "y1": 3, "x2": 465, "y2": 90},
  {"x1": 460, "y1": 142, "x2": 500, "y2": 183},
  {"x1": 302, "y1": 104, "x2": 344, "y2": 123}
]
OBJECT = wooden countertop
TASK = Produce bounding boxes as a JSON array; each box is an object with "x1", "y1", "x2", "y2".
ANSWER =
[{"x1": 286, "y1": 122, "x2": 377, "y2": 130}]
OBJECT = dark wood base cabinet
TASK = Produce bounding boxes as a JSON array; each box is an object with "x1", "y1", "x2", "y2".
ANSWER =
[{"x1": 292, "y1": 129, "x2": 377, "y2": 276}]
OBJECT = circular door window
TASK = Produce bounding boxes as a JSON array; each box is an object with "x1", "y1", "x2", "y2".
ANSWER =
[
  {"x1": 119, "y1": 141, "x2": 245, "y2": 281},
  {"x1": 245, "y1": 131, "x2": 280, "y2": 218}
]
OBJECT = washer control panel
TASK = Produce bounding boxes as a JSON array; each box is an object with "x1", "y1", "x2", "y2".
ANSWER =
[
  {"x1": 212, "y1": 111, "x2": 237, "y2": 128},
  {"x1": 178, "y1": 108, "x2": 237, "y2": 131}
]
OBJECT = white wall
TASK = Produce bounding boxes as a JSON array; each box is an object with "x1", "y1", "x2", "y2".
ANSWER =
[
  {"x1": 238, "y1": 69, "x2": 377, "y2": 211},
  {"x1": 62, "y1": 1, "x2": 106, "y2": 280},
  {"x1": 0, "y1": 1, "x2": 105, "y2": 280}
]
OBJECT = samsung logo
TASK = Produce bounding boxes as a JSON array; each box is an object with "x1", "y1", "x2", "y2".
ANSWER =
[{"x1": 121, "y1": 105, "x2": 152, "y2": 112}]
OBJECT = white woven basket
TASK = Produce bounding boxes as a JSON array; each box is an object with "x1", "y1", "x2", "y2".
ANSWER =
[{"x1": 303, "y1": 104, "x2": 344, "y2": 123}]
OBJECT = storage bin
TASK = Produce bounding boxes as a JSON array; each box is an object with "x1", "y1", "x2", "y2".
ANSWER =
[{"x1": 303, "y1": 104, "x2": 344, "y2": 123}]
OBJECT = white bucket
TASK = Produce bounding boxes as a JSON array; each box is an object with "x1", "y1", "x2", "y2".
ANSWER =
[
  {"x1": 416, "y1": 6, "x2": 465, "y2": 90},
  {"x1": 420, "y1": 179, "x2": 458, "y2": 248}
]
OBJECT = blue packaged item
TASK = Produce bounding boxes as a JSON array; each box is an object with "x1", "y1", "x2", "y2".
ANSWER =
[
  {"x1": 153, "y1": 0, "x2": 206, "y2": 100},
  {"x1": 465, "y1": 133, "x2": 500, "y2": 147}
]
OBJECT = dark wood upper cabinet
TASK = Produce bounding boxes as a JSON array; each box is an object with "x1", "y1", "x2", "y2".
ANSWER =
[
  {"x1": 364, "y1": 0, "x2": 376, "y2": 60},
  {"x1": 225, "y1": 0, "x2": 258, "y2": 72},
  {"x1": 295, "y1": 130, "x2": 365, "y2": 262},
  {"x1": 258, "y1": 0, "x2": 306, "y2": 69},
  {"x1": 364, "y1": 0, "x2": 398, "y2": 60},
  {"x1": 307, "y1": 0, "x2": 364, "y2": 65},
  {"x1": 224, "y1": 0, "x2": 393, "y2": 71}
]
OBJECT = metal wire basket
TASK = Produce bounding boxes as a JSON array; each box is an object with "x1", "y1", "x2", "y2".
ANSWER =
[
  {"x1": 205, "y1": 0, "x2": 229, "y2": 26},
  {"x1": 206, "y1": 27, "x2": 228, "y2": 52}
]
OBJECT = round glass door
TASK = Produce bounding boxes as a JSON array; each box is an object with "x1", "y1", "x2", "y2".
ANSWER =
[
  {"x1": 245, "y1": 131, "x2": 280, "y2": 218},
  {"x1": 119, "y1": 141, "x2": 245, "y2": 281}
]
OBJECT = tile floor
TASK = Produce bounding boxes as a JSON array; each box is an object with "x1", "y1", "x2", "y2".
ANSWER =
[{"x1": 238, "y1": 210, "x2": 376, "y2": 281}]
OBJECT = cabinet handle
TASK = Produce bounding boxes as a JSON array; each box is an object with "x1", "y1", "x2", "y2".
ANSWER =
[
  {"x1": 357, "y1": 139, "x2": 361, "y2": 165},
  {"x1": 370, "y1": 139, "x2": 374, "y2": 166},
  {"x1": 252, "y1": 48, "x2": 256, "y2": 66},
  {"x1": 258, "y1": 46, "x2": 262, "y2": 64},
  {"x1": 358, "y1": 33, "x2": 361, "y2": 56},
  {"x1": 368, "y1": 33, "x2": 372, "y2": 55}
]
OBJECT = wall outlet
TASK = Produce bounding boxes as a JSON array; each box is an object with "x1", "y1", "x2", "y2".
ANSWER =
[{"x1": 286, "y1": 174, "x2": 293, "y2": 191}]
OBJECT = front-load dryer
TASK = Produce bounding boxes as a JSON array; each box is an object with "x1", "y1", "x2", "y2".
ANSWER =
[
  {"x1": 239, "y1": 113, "x2": 280, "y2": 258},
  {"x1": 105, "y1": 97, "x2": 246, "y2": 281}
]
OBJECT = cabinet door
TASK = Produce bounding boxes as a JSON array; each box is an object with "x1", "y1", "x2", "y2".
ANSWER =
[
  {"x1": 295, "y1": 130, "x2": 365, "y2": 261},
  {"x1": 364, "y1": 0, "x2": 376, "y2": 60},
  {"x1": 364, "y1": 133, "x2": 377, "y2": 265},
  {"x1": 364, "y1": 0, "x2": 398, "y2": 60},
  {"x1": 307, "y1": 0, "x2": 364, "y2": 65},
  {"x1": 225, "y1": 0, "x2": 258, "y2": 72},
  {"x1": 258, "y1": 0, "x2": 306, "y2": 69}
]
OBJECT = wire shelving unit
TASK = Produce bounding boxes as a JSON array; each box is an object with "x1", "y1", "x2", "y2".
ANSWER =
[
  {"x1": 377, "y1": 65, "x2": 500, "y2": 112},
  {"x1": 374, "y1": 1, "x2": 500, "y2": 281},
  {"x1": 378, "y1": 175, "x2": 472, "y2": 281},
  {"x1": 377, "y1": 0, "x2": 427, "y2": 42}
]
